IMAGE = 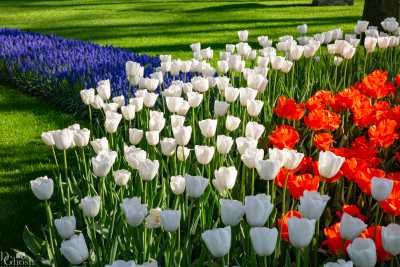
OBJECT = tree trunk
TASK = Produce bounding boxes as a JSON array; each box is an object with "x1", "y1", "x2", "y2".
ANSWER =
[{"x1": 362, "y1": 0, "x2": 400, "y2": 27}]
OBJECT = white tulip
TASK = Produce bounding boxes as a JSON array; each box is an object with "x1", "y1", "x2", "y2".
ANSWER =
[
  {"x1": 186, "y1": 92, "x2": 203, "y2": 108},
  {"x1": 318, "y1": 151, "x2": 345, "y2": 179},
  {"x1": 246, "y1": 99, "x2": 263, "y2": 117},
  {"x1": 288, "y1": 217, "x2": 316, "y2": 248},
  {"x1": 145, "y1": 131, "x2": 159, "y2": 146},
  {"x1": 347, "y1": 238, "x2": 377, "y2": 267},
  {"x1": 299, "y1": 190, "x2": 330, "y2": 219},
  {"x1": 145, "y1": 208, "x2": 162, "y2": 229},
  {"x1": 381, "y1": 17, "x2": 399, "y2": 33},
  {"x1": 121, "y1": 197, "x2": 147, "y2": 227},
  {"x1": 90, "y1": 137, "x2": 109, "y2": 154},
  {"x1": 149, "y1": 110, "x2": 165, "y2": 132},
  {"x1": 195, "y1": 145, "x2": 215, "y2": 165},
  {"x1": 41, "y1": 131, "x2": 55, "y2": 146},
  {"x1": 170, "y1": 175, "x2": 186, "y2": 195},
  {"x1": 354, "y1": 20, "x2": 369, "y2": 34},
  {"x1": 258, "y1": 36, "x2": 272, "y2": 47},
  {"x1": 250, "y1": 227, "x2": 278, "y2": 256},
  {"x1": 60, "y1": 234, "x2": 89, "y2": 265},
  {"x1": 245, "y1": 194, "x2": 273, "y2": 226},
  {"x1": 160, "y1": 138, "x2": 177, "y2": 156},
  {"x1": 73, "y1": 128, "x2": 90, "y2": 147},
  {"x1": 124, "y1": 145, "x2": 146, "y2": 170},
  {"x1": 226, "y1": 115, "x2": 241, "y2": 132},
  {"x1": 241, "y1": 148, "x2": 264, "y2": 169},
  {"x1": 170, "y1": 115, "x2": 185, "y2": 129},
  {"x1": 213, "y1": 166, "x2": 237, "y2": 193},
  {"x1": 198, "y1": 119, "x2": 217, "y2": 138},
  {"x1": 245, "y1": 121, "x2": 265, "y2": 140},
  {"x1": 224, "y1": 87, "x2": 240, "y2": 103},
  {"x1": 216, "y1": 135, "x2": 233, "y2": 155},
  {"x1": 172, "y1": 125, "x2": 192, "y2": 146},
  {"x1": 247, "y1": 73, "x2": 267, "y2": 92},
  {"x1": 52, "y1": 129, "x2": 74, "y2": 150},
  {"x1": 103, "y1": 102, "x2": 119, "y2": 113},
  {"x1": 105, "y1": 111, "x2": 122, "y2": 133},
  {"x1": 364, "y1": 37, "x2": 377, "y2": 53},
  {"x1": 121, "y1": 105, "x2": 136, "y2": 121},
  {"x1": 256, "y1": 159, "x2": 281, "y2": 180},
  {"x1": 182, "y1": 82, "x2": 193, "y2": 94},
  {"x1": 238, "y1": 30, "x2": 249, "y2": 41},
  {"x1": 80, "y1": 196, "x2": 100, "y2": 218},
  {"x1": 382, "y1": 223, "x2": 400, "y2": 256},
  {"x1": 79, "y1": 89, "x2": 95, "y2": 106},
  {"x1": 91, "y1": 95, "x2": 104, "y2": 109},
  {"x1": 96, "y1": 79, "x2": 111, "y2": 100},
  {"x1": 236, "y1": 42, "x2": 251, "y2": 58},
  {"x1": 282, "y1": 148, "x2": 304, "y2": 170},
  {"x1": 236, "y1": 137, "x2": 257, "y2": 155},
  {"x1": 228, "y1": 54, "x2": 242, "y2": 71},
  {"x1": 218, "y1": 60, "x2": 229, "y2": 73},
  {"x1": 55, "y1": 216, "x2": 76, "y2": 239},
  {"x1": 201, "y1": 226, "x2": 231, "y2": 257},
  {"x1": 128, "y1": 128, "x2": 143, "y2": 145},
  {"x1": 281, "y1": 60, "x2": 293, "y2": 73},
  {"x1": 30, "y1": 176, "x2": 54, "y2": 200},
  {"x1": 239, "y1": 87, "x2": 257, "y2": 106},
  {"x1": 214, "y1": 101, "x2": 229, "y2": 117},
  {"x1": 160, "y1": 210, "x2": 181, "y2": 232},
  {"x1": 185, "y1": 175, "x2": 209, "y2": 198},
  {"x1": 91, "y1": 150, "x2": 117, "y2": 177},
  {"x1": 138, "y1": 159, "x2": 159, "y2": 181},
  {"x1": 129, "y1": 97, "x2": 144, "y2": 112},
  {"x1": 112, "y1": 95, "x2": 125, "y2": 107},
  {"x1": 166, "y1": 97, "x2": 184, "y2": 113},
  {"x1": 340, "y1": 213, "x2": 367, "y2": 240},
  {"x1": 324, "y1": 259, "x2": 353, "y2": 267},
  {"x1": 191, "y1": 77, "x2": 209, "y2": 93},
  {"x1": 297, "y1": 24, "x2": 308, "y2": 34},
  {"x1": 126, "y1": 61, "x2": 144, "y2": 78},
  {"x1": 371, "y1": 177, "x2": 393, "y2": 201},
  {"x1": 113, "y1": 169, "x2": 131, "y2": 186},
  {"x1": 220, "y1": 199, "x2": 245, "y2": 226},
  {"x1": 143, "y1": 92, "x2": 158, "y2": 108}
]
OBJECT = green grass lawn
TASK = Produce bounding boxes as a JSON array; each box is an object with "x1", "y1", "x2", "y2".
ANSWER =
[
  {"x1": 0, "y1": 0, "x2": 364, "y2": 59},
  {"x1": 0, "y1": 86, "x2": 77, "y2": 250},
  {"x1": 0, "y1": 0, "x2": 365, "y2": 251}
]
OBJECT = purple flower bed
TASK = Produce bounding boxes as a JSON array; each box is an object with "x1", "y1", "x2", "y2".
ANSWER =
[{"x1": 0, "y1": 28, "x2": 161, "y2": 113}]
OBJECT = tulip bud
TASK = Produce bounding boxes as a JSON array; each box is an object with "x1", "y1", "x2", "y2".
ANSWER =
[
  {"x1": 347, "y1": 238, "x2": 377, "y2": 267},
  {"x1": 198, "y1": 119, "x2": 217, "y2": 138},
  {"x1": 60, "y1": 234, "x2": 89, "y2": 264},
  {"x1": 250, "y1": 227, "x2": 278, "y2": 256},
  {"x1": 177, "y1": 146, "x2": 190, "y2": 161},
  {"x1": 212, "y1": 166, "x2": 237, "y2": 193},
  {"x1": 55, "y1": 215, "x2": 76, "y2": 239},
  {"x1": 195, "y1": 145, "x2": 215, "y2": 165},
  {"x1": 113, "y1": 169, "x2": 131, "y2": 186},
  {"x1": 80, "y1": 88, "x2": 95, "y2": 105},
  {"x1": 371, "y1": 177, "x2": 393, "y2": 202},
  {"x1": 138, "y1": 159, "x2": 159, "y2": 181},
  {"x1": 216, "y1": 135, "x2": 233, "y2": 155},
  {"x1": 128, "y1": 128, "x2": 143, "y2": 145},
  {"x1": 318, "y1": 151, "x2": 345, "y2": 179},
  {"x1": 256, "y1": 159, "x2": 281, "y2": 180},
  {"x1": 299, "y1": 190, "x2": 330, "y2": 219},
  {"x1": 90, "y1": 137, "x2": 109, "y2": 154},
  {"x1": 241, "y1": 148, "x2": 264, "y2": 169},
  {"x1": 52, "y1": 129, "x2": 74, "y2": 150},
  {"x1": 170, "y1": 175, "x2": 186, "y2": 195},
  {"x1": 245, "y1": 194, "x2": 273, "y2": 226},
  {"x1": 340, "y1": 213, "x2": 367, "y2": 240},
  {"x1": 160, "y1": 210, "x2": 181, "y2": 232},
  {"x1": 226, "y1": 115, "x2": 241, "y2": 132},
  {"x1": 173, "y1": 126, "x2": 192, "y2": 146},
  {"x1": 201, "y1": 226, "x2": 231, "y2": 257},
  {"x1": 80, "y1": 196, "x2": 100, "y2": 218},
  {"x1": 288, "y1": 217, "x2": 315, "y2": 248},
  {"x1": 185, "y1": 175, "x2": 209, "y2": 198},
  {"x1": 30, "y1": 176, "x2": 54, "y2": 200},
  {"x1": 73, "y1": 128, "x2": 90, "y2": 147},
  {"x1": 145, "y1": 208, "x2": 162, "y2": 229},
  {"x1": 220, "y1": 199, "x2": 245, "y2": 226},
  {"x1": 124, "y1": 145, "x2": 146, "y2": 170},
  {"x1": 382, "y1": 223, "x2": 400, "y2": 256},
  {"x1": 91, "y1": 150, "x2": 117, "y2": 177},
  {"x1": 121, "y1": 197, "x2": 147, "y2": 227},
  {"x1": 96, "y1": 79, "x2": 111, "y2": 100},
  {"x1": 214, "y1": 101, "x2": 229, "y2": 117}
]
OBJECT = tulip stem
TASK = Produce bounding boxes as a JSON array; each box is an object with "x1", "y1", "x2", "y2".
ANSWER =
[
  {"x1": 251, "y1": 168, "x2": 255, "y2": 195},
  {"x1": 296, "y1": 249, "x2": 302, "y2": 267},
  {"x1": 51, "y1": 146, "x2": 59, "y2": 169},
  {"x1": 45, "y1": 200, "x2": 57, "y2": 263},
  {"x1": 63, "y1": 149, "x2": 68, "y2": 179},
  {"x1": 282, "y1": 173, "x2": 289, "y2": 216}
]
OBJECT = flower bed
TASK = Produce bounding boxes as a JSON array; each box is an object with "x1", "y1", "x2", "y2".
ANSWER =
[
  {"x1": 18, "y1": 18, "x2": 400, "y2": 267},
  {"x1": 0, "y1": 28, "x2": 160, "y2": 113}
]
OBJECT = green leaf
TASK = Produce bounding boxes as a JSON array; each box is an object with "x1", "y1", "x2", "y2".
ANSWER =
[{"x1": 23, "y1": 226, "x2": 44, "y2": 256}]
